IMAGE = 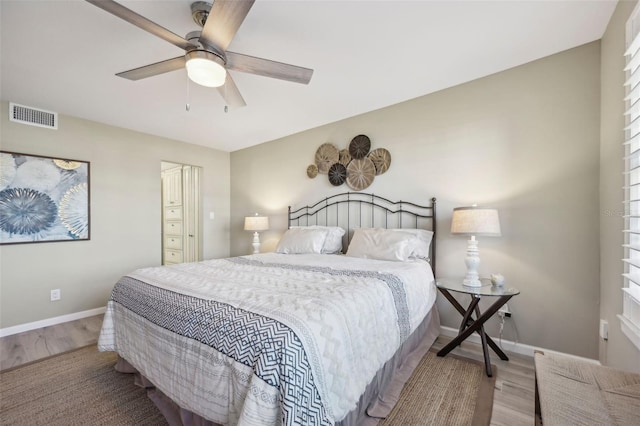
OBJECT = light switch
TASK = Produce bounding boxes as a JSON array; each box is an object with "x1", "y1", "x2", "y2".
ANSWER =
[{"x1": 209, "y1": 212, "x2": 215, "y2": 220}]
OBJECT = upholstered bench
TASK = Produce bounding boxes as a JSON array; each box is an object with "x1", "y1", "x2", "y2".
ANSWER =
[{"x1": 534, "y1": 351, "x2": 640, "y2": 425}]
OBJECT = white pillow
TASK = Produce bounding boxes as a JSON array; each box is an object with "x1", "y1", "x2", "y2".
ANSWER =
[
  {"x1": 276, "y1": 228, "x2": 329, "y2": 254},
  {"x1": 291, "y1": 226, "x2": 345, "y2": 253},
  {"x1": 346, "y1": 228, "x2": 415, "y2": 262},
  {"x1": 389, "y1": 229, "x2": 433, "y2": 260}
]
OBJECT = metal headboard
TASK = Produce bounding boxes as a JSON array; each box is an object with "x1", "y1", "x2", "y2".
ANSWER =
[{"x1": 288, "y1": 192, "x2": 437, "y2": 274}]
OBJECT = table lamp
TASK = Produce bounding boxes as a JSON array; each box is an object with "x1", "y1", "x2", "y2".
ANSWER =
[
  {"x1": 451, "y1": 206, "x2": 501, "y2": 287},
  {"x1": 244, "y1": 214, "x2": 269, "y2": 254}
]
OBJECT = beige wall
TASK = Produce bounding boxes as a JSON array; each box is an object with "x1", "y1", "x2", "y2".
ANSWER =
[
  {"x1": 600, "y1": 0, "x2": 640, "y2": 372},
  {"x1": 231, "y1": 42, "x2": 602, "y2": 358},
  {"x1": 0, "y1": 102, "x2": 231, "y2": 328}
]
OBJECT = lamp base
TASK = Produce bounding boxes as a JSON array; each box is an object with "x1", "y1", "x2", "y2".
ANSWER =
[
  {"x1": 462, "y1": 277, "x2": 483, "y2": 287},
  {"x1": 463, "y1": 236, "x2": 482, "y2": 287},
  {"x1": 251, "y1": 231, "x2": 261, "y2": 254}
]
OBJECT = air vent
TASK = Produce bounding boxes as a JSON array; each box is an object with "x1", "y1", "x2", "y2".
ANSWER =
[{"x1": 9, "y1": 102, "x2": 58, "y2": 129}]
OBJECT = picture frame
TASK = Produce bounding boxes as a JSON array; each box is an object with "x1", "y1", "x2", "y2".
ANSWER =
[{"x1": 0, "y1": 151, "x2": 90, "y2": 245}]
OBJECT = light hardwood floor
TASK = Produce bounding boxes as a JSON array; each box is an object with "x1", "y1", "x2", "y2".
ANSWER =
[
  {"x1": 0, "y1": 315, "x2": 104, "y2": 371},
  {"x1": 0, "y1": 315, "x2": 536, "y2": 425}
]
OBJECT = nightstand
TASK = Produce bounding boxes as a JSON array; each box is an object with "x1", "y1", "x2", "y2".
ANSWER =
[{"x1": 436, "y1": 278, "x2": 520, "y2": 377}]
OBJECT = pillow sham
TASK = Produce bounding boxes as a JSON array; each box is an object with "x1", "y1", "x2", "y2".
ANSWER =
[
  {"x1": 275, "y1": 228, "x2": 329, "y2": 254},
  {"x1": 389, "y1": 228, "x2": 433, "y2": 260},
  {"x1": 346, "y1": 228, "x2": 415, "y2": 262},
  {"x1": 291, "y1": 225, "x2": 346, "y2": 253}
]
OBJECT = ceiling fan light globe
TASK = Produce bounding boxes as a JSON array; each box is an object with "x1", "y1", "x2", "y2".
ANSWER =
[{"x1": 185, "y1": 51, "x2": 226, "y2": 88}]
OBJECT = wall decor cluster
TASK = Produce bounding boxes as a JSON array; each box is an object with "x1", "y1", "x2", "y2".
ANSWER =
[
  {"x1": 308, "y1": 135, "x2": 391, "y2": 191},
  {"x1": 0, "y1": 151, "x2": 90, "y2": 245}
]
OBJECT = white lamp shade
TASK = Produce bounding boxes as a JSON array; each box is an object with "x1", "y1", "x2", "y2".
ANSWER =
[
  {"x1": 185, "y1": 50, "x2": 226, "y2": 88},
  {"x1": 244, "y1": 215, "x2": 269, "y2": 232},
  {"x1": 451, "y1": 207, "x2": 501, "y2": 236}
]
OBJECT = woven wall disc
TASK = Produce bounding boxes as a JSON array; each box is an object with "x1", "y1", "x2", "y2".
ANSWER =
[
  {"x1": 338, "y1": 149, "x2": 352, "y2": 166},
  {"x1": 346, "y1": 158, "x2": 375, "y2": 191},
  {"x1": 307, "y1": 164, "x2": 318, "y2": 178},
  {"x1": 349, "y1": 135, "x2": 371, "y2": 159},
  {"x1": 368, "y1": 148, "x2": 391, "y2": 175},
  {"x1": 315, "y1": 143, "x2": 339, "y2": 174},
  {"x1": 328, "y1": 163, "x2": 347, "y2": 186}
]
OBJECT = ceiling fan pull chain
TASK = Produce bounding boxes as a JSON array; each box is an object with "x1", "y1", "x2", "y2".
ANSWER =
[
  {"x1": 186, "y1": 74, "x2": 191, "y2": 112},
  {"x1": 224, "y1": 83, "x2": 228, "y2": 113}
]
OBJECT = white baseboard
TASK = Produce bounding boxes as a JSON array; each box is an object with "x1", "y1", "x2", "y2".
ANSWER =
[
  {"x1": 0, "y1": 307, "x2": 107, "y2": 338},
  {"x1": 440, "y1": 325, "x2": 601, "y2": 365}
]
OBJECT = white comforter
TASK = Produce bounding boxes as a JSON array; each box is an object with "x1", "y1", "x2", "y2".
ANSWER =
[{"x1": 98, "y1": 253, "x2": 436, "y2": 425}]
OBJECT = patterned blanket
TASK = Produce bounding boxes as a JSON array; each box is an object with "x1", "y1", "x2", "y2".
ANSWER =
[{"x1": 98, "y1": 254, "x2": 436, "y2": 425}]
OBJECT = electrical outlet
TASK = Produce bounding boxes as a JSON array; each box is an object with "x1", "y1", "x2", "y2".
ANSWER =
[
  {"x1": 498, "y1": 303, "x2": 512, "y2": 318},
  {"x1": 50, "y1": 289, "x2": 61, "y2": 301},
  {"x1": 600, "y1": 319, "x2": 608, "y2": 340}
]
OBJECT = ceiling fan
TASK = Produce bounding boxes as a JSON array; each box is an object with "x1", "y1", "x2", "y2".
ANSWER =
[{"x1": 85, "y1": 0, "x2": 314, "y2": 108}]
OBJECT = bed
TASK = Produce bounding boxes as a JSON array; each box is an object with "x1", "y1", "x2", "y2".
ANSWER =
[{"x1": 98, "y1": 192, "x2": 439, "y2": 425}]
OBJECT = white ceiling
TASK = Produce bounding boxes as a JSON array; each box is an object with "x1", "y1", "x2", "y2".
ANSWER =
[{"x1": 1, "y1": 0, "x2": 616, "y2": 152}]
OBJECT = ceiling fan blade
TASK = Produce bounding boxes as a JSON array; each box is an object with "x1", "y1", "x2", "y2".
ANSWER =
[
  {"x1": 116, "y1": 56, "x2": 186, "y2": 81},
  {"x1": 85, "y1": 0, "x2": 196, "y2": 51},
  {"x1": 225, "y1": 52, "x2": 313, "y2": 84},
  {"x1": 217, "y1": 74, "x2": 246, "y2": 108},
  {"x1": 200, "y1": 0, "x2": 255, "y2": 52}
]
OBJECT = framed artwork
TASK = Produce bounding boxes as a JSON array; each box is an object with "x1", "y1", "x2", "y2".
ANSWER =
[{"x1": 0, "y1": 151, "x2": 90, "y2": 245}]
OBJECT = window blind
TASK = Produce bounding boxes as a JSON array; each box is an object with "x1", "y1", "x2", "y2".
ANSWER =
[{"x1": 621, "y1": 4, "x2": 640, "y2": 350}]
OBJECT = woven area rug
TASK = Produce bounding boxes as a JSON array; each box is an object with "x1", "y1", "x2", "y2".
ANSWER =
[
  {"x1": 0, "y1": 345, "x2": 495, "y2": 426},
  {"x1": 379, "y1": 350, "x2": 496, "y2": 426},
  {"x1": 0, "y1": 346, "x2": 167, "y2": 426}
]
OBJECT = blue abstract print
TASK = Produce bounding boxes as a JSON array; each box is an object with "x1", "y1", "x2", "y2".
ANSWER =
[
  {"x1": 0, "y1": 188, "x2": 57, "y2": 235},
  {"x1": 0, "y1": 151, "x2": 89, "y2": 244}
]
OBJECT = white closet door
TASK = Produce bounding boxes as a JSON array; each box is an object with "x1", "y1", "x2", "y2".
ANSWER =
[
  {"x1": 182, "y1": 165, "x2": 201, "y2": 263},
  {"x1": 161, "y1": 164, "x2": 201, "y2": 265}
]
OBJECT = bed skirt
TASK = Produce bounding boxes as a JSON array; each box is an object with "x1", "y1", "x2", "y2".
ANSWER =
[{"x1": 115, "y1": 307, "x2": 440, "y2": 426}]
